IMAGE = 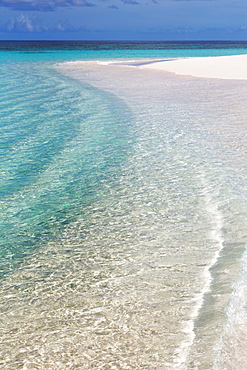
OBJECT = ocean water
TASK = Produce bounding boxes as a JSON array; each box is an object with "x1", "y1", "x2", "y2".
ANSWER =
[{"x1": 1, "y1": 41, "x2": 247, "y2": 369}]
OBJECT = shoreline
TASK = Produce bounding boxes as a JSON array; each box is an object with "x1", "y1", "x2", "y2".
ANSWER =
[
  {"x1": 135, "y1": 54, "x2": 247, "y2": 80},
  {"x1": 56, "y1": 57, "x2": 247, "y2": 369},
  {"x1": 60, "y1": 54, "x2": 247, "y2": 80}
]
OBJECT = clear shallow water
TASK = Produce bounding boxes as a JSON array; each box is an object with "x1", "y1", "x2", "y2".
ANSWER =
[
  {"x1": 1, "y1": 42, "x2": 247, "y2": 369},
  {"x1": 0, "y1": 60, "x2": 132, "y2": 278}
]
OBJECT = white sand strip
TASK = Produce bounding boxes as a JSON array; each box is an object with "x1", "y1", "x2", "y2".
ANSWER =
[{"x1": 139, "y1": 54, "x2": 247, "y2": 80}]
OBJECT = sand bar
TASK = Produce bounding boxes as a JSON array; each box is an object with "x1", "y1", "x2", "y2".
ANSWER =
[{"x1": 138, "y1": 54, "x2": 247, "y2": 80}]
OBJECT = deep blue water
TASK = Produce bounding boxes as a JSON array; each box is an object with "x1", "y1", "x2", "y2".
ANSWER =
[{"x1": 2, "y1": 40, "x2": 247, "y2": 63}]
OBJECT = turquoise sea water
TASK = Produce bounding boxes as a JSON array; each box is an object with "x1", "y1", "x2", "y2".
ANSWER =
[
  {"x1": 1, "y1": 41, "x2": 247, "y2": 369},
  {"x1": 0, "y1": 55, "x2": 132, "y2": 278}
]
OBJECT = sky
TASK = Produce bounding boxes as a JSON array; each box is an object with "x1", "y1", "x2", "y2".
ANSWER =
[{"x1": 0, "y1": 0, "x2": 247, "y2": 40}]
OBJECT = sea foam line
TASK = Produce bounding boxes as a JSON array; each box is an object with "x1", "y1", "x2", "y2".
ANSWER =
[
  {"x1": 173, "y1": 172, "x2": 225, "y2": 369},
  {"x1": 214, "y1": 246, "x2": 247, "y2": 369}
]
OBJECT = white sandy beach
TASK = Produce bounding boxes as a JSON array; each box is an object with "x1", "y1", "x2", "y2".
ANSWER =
[
  {"x1": 139, "y1": 54, "x2": 247, "y2": 80},
  {"x1": 59, "y1": 54, "x2": 247, "y2": 80}
]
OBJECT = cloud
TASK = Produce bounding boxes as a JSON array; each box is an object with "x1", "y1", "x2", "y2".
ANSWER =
[
  {"x1": 239, "y1": 24, "x2": 247, "y2": 31},
  {"x1": 0, "y1": 0, "x2": 94, "y2": 11},
  {"x1": 120, "y1": 0, "x2": 139, "y2": 4},
  {"x1": 108, "y1": 4, "x2": 119, "y2": 8},
  {"x1": 0, "y1": 0, "x2": 217, "y2": 12},
  {"x1": 1, "y1": 14, "x2": 84, "y2": 32},
  {"x1": 5, "y1": 13, "x2": 35, "y2": 32}
]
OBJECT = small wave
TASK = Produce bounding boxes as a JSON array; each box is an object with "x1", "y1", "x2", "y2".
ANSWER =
[
  {"x1": 214, "y1": 247, "x2": 247, "y2": 369},
  {"x1": 174, "y1": 171, "x2": 225, "y2": 368}
]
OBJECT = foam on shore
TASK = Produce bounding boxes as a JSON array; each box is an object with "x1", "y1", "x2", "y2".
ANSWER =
[{"x1": 138, "y1": 54, "x2": 247, "y2": 80}]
